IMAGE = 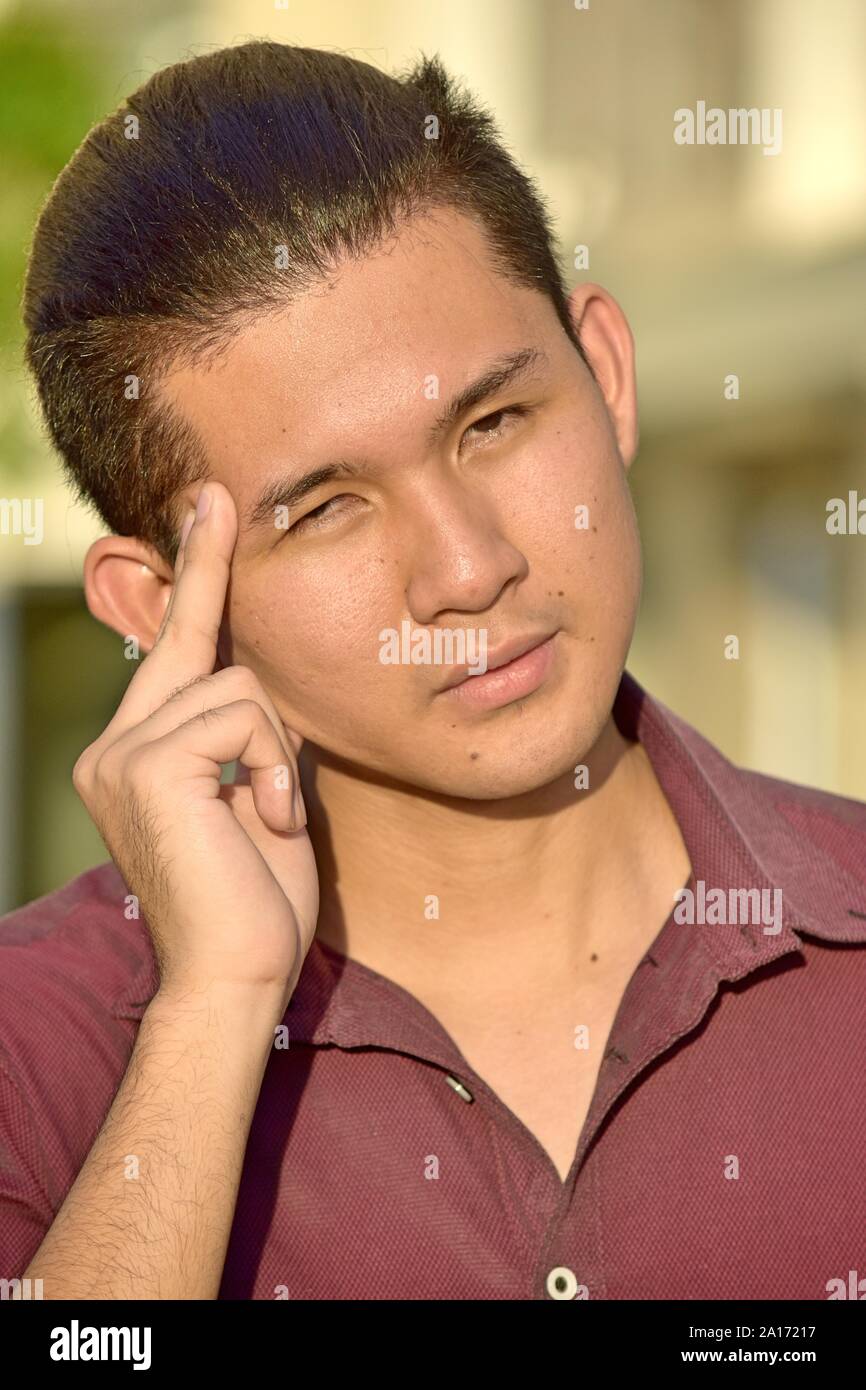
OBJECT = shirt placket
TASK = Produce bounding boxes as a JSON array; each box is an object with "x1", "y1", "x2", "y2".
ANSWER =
[{"x1": 530, "y1": 907, "x2": 805, "y2": 1299}]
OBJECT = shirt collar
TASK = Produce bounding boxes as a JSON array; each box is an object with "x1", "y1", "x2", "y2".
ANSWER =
[{"x1": 614, "y1": 669, "x2": 866, "y2": 949}]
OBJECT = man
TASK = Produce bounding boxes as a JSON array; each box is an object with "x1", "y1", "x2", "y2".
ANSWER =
[{"x1": 1, "y1": 39, "x2": 864, "y2": 1302}]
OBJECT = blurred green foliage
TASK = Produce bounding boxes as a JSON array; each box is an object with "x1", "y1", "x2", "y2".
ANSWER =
[{"x1": 0, "y1": 6, "x2": 117, "y2": 481}]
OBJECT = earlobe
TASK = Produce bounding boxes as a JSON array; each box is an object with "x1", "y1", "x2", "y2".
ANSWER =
[{"x1": 82, "y1": 535, "x2": 175, "y2": 653}]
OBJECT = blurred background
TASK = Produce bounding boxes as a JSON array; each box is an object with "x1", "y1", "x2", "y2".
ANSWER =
[{"x1": 1, "y1": 0, "x2": 864, "y2": 912}]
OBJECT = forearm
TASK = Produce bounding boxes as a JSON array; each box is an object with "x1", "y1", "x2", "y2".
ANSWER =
[{"x1": 21, "y1": 983, "x2": 283, "y2": 1300}]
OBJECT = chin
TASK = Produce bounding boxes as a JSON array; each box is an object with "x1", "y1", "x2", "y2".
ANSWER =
[{"x1": 412, "y1": 715, "x2": 603, "y2": 802}]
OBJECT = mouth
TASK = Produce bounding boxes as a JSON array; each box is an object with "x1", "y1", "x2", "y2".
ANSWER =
[{"x1": 438, "y1": 630, "x2": 559, "y2": 711}]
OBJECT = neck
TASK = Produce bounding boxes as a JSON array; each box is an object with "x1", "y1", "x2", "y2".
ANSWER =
[{"x1": 300, "y1": 714, "x2": 692, "y2": 989}]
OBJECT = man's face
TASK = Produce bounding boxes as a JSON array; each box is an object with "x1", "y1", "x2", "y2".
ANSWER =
[{"x1": 159, "y1": 208, "x2": 642, "y2": 799}]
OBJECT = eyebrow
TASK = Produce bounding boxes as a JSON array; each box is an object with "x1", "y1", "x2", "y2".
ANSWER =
[{"x1": 245, "y1": 346, "x2": 549, "y2": 531}]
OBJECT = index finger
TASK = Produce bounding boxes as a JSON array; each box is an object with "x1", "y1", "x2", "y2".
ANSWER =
[{"x1": 111, "y1": 480, "x2": 237, "y2": 732}]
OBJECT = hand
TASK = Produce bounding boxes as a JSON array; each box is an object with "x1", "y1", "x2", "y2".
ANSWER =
[{"x1": 73, "y1": 481, "x2": 319, "y2": 1016}]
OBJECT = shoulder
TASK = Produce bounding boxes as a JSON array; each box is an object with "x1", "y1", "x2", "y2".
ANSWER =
[
  {"x1": 674, "y1": 702, "x2": 866, "y2": 871},
  {"x1": 623, "y1": 672, "x2": 866, "y2": 941},
  {"x1": 662, "y1": 698, "x2": 866, "y2": 936},
  {"x1": 0, "y1": 859, "x2": 158, "y2": 1024}
]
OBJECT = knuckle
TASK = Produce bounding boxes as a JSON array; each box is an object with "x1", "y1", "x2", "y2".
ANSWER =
[
  {"x1": 222, "y1": 665, "x2": 262, "y2": 700},
  {"x1": 71, "y1": 750, "x2": 92, "y2": 791},
  {"x1": 235, "y1": 697, "x2": 266, "y2": 723},
  {"x1": 229, "y1": 698, "x2": 273, "y2": 738},
  {"x1": 121, "y1": 744, "x2": 157, "y2": 791},
  {"x1": 90, "y1": 743, "x2": 121, "y2": 791}
]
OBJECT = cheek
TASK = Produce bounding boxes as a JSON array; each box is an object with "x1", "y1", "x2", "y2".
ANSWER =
[
  {"x1": 505, "y1": 423, "x2": 634, "y2": 562},
  {"x1": 227, "y1": 553, "x2": 397, "y2": 694}
]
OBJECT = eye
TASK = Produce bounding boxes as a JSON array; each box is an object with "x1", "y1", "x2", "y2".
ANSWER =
[
  {"x1": 283, "y1": 404, "x2": 534, "y2": 538},
  {"x1": 462, "y1": 404, "x2": 531, "y2": 449},
  {"x1": 288, "y1": 494, "x2": 355, "y2": 534}
]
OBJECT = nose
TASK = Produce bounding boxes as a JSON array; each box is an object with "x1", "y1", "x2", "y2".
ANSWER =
[{"x1": 401, "y1": 478, "x2": 528, "y2": 624}]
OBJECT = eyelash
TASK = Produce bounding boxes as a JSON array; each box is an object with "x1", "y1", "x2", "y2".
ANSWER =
[{"x1": 288, "y1": 404, "x2": 532, "y2": 534}]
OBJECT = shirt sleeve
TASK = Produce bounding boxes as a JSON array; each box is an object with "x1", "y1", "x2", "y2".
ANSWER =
[{"x1": 0, "y1": 1052, "x2": 55, "y2": 1278}]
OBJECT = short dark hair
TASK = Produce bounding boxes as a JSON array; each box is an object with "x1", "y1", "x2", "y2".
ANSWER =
[{"x1": 22, "y1": 39, "x2": 586, "y2": 564}]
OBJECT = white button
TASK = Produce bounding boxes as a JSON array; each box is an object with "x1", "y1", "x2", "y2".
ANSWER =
[
  {"x1": 546, "y1": 1266, "x2": 579, "y2": 1300},
  {"x1": 444, "y1": 1074, "x2": 473, "y2": 1102}
]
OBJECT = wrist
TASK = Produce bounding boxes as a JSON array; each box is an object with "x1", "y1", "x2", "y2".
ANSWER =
[{"x1": 148, "y1": 977, "x2": 290, "y2": 1032}]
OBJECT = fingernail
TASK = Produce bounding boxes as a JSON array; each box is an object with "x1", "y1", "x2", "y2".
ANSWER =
[
  {"x1": 292, "y1": 782, "x2": 307, "y2": 829},
  {"x1": 195, "y1": 484, "x2": 212, "y2": 521}
]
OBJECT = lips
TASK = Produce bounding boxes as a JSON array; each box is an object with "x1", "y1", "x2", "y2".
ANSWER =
[{"x1": 437, "y1": 630, "x2": 558, "y2": 693}]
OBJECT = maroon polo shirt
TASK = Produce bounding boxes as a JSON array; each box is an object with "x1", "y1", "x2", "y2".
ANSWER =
[{"x1": 1, "y1": 669, "x2": 865, "y2": 1300}]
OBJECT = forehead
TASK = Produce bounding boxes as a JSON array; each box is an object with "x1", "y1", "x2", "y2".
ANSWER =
[{"x1": 158, "y1": 208, "x2": 553, "y2": 487}]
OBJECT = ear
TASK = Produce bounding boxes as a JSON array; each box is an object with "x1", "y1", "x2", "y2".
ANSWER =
[
  {"x1": 82, "y1": 535, "x2": 175, "y2": 656},
  {"x1": 566, "y1": 283, "x2": 639, "y2": 469}
]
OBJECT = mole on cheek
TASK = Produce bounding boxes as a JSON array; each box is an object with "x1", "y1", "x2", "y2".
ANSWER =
[{"x1": 469, "y1": 751, "x2": 480, "y2": 761}]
